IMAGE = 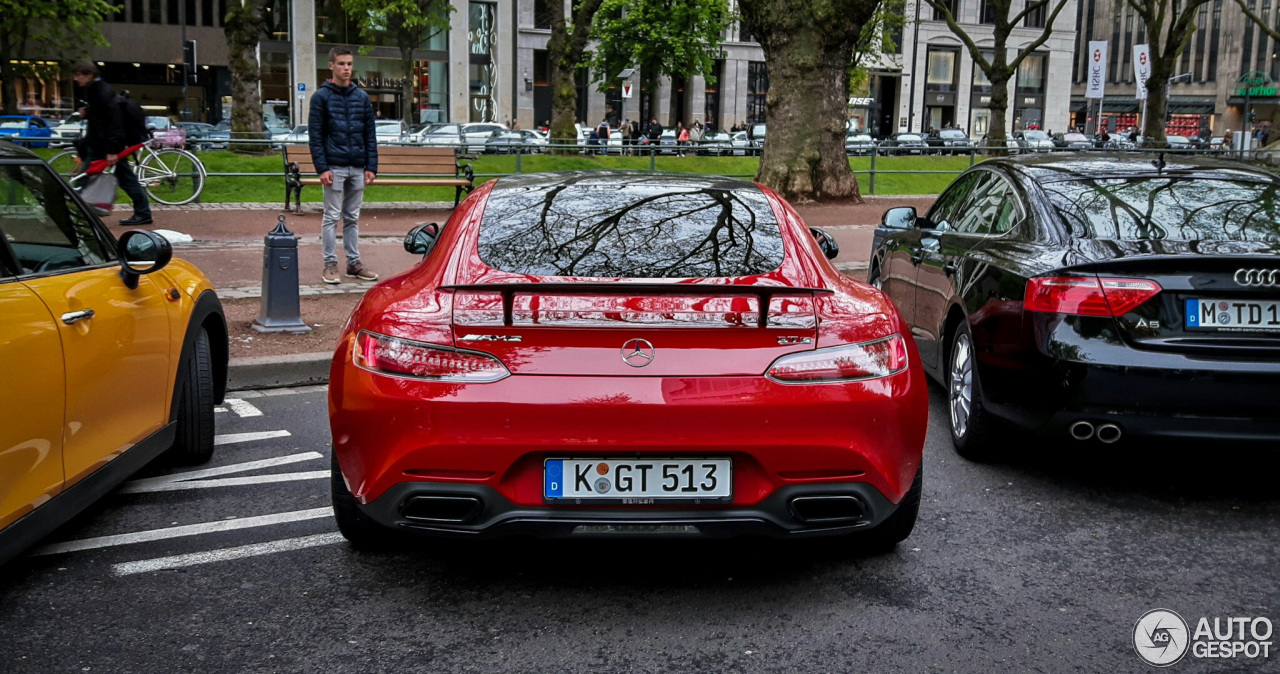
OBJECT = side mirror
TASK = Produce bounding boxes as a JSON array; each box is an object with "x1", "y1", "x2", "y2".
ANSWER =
[
  {"x1": 882, "y1": 206, "x2": 917, "y2": 230},
  {"x1": 404, "y1": 222, "x2": 441, "y2": 256},
  {"x1": 809, "y1": 227, "x2": 839, "y2": 260},
  {"x1": 117, "y1": 229, "x2": 172, "y2": 289}
]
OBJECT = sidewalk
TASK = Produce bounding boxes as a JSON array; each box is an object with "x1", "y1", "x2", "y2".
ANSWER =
[{"x1": 104, "y1": 196, "x2": 938, "y2": 388}]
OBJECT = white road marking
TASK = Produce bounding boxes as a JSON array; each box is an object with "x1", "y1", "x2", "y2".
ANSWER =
[
  {"x1": 113, "y1": 532, "x2": 346, "y2": 576},
  {"x1": 123, "y1": 470, "x2": 329, "y2": 493},
  {"x1": 231, "y1": 385, "x2": 327, "y2": 399},
  {"x1": 120, "y1": 451, "x2": 323, "y2": 493},
  {"x1": 214, "y1": 407, "x2": 228, "y2": 413},
  {"x1": 224, "y1": 398, "x2": 263, "y2": 418},
  {"x1": 214, "y1": 430, "x2": 290, "y2": 446},
  {"x1": 32, "y1": 508, "x2": 332, "y2": 556}
]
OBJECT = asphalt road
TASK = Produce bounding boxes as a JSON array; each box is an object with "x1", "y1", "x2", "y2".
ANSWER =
[{"x1": 1, "y1": 385, "x2": 1276, "y2": 673}]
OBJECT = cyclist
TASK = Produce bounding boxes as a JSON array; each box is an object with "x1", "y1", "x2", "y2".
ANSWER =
[{"x1": 70, "y1": 60, "x2": 152, "y2": 225}]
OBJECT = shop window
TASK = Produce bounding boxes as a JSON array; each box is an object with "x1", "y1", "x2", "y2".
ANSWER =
[
  {"x1": 1016, "y1": 53, "x2": 1046, "y2": 93},
  {"x1": 532, "y1": 0, "x2": 552, "y2": 29},
  {"x1": 747, "y1": 61, "x2": 768, "y2": 124},
  {"x1": 1208, "y1": 0, "x2": 1221, "y2": 82},
  {"x1": 705, "y1": 59, "x2": 723, "y2": 131},
  {"x1": 979, "y1": 0, "x2": 996, "y2": 24},
  {"x1": 926, "y1": 48, "x2": 958, "y2": 91},
  {"x1": 933, "y1": 0, "x2": 958, "y2": 20},
  {"x1": 973, "y1": 50, "x2": 993, "y2": 89},
  {"x1": 1024, "y1": 0, "x2": 1046, "y2": 28},
  {"x1": 469, "y1": 1, "x2": 497, "y2": 122}
]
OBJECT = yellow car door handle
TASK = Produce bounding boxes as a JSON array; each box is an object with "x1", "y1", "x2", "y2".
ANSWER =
[{"x1": 61, "y1": 309, "x2": 95, "y2": 325}]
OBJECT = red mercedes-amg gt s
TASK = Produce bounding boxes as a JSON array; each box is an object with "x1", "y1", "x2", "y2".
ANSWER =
[{"x1": 328, "y1": 171, "x2": 928, "y2": 548}]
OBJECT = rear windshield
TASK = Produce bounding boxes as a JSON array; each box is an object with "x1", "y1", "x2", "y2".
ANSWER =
[
  {"x1": 478, "y1": 178, "x2": 786, "y2": 278},
  {"x1": 1043, "y1": 177, "x2": 1280, "y2": 242}
]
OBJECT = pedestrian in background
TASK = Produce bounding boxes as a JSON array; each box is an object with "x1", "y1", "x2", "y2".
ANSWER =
[
  {"x1": 70, "y1": 61, "x2": 153, "y2": 225},
  {"x1": 677, "y1": 123, "x2": 689, "y2": 156},
  {"x1": 310, "y1": 46, "x2": 379, "y2": 284}
]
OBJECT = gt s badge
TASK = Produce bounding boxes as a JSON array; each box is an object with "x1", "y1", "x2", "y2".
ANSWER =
[
  {"x1": 776, "y1": 336, "x2": 813, "y2": 345},
  {"x1": 458, "y1": 334, "x2": 523, "y2": 342}
]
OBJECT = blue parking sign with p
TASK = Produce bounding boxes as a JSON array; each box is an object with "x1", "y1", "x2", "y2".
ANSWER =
[{"x1": 297, "y1": 83, "x2": 306, "y2": 93}]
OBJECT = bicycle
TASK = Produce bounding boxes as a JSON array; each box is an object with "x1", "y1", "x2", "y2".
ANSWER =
[{"x1": 49, "y1": 138, "x2": 207, "y2": 206}]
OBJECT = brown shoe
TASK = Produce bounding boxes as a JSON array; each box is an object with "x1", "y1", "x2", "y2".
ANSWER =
[
  {"x1": 322, "y1": 262, "x2": 341, "y2": 284},
  {"x1": 346, "y1": 261, "x2": 379, "y2": 281}
]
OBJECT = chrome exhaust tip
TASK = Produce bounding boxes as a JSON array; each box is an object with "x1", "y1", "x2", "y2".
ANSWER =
[
  {"x1": 1096, "y1": 424, "x2": 1123, "y2": 444},
  {"x1": 1069, "y1": 420, "x2": 1095, "y2": 441}
]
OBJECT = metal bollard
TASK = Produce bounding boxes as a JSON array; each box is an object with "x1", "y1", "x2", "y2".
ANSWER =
[{"x1": 251, "y1": 214, "x2": 312, "y2": 334}]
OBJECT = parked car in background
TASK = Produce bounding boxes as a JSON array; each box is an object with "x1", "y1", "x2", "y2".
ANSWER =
[
  {"x1": 695, "y1": 131, "x2": 735, "y2": 156},
  {"x1": 146, "y1": 116, "x2": 187, "y2": 149},
  {"x1": 0, "y1": 142, "x2": 228, "y2": 566},
  {"x1": 0, "y1": 116, "x2": 54, "y2": 148},
  {"x1": 484, "y1": 129, "x2": 548, "y2": 154},
  {"x1": 845, "y1": 132, "x2": 875, "y2": 156},
  {"x1": 1014, "y1": 130, "x2": 1054, "y2": 152},
  {"x1": 376, "y1": 120, "x2": 407, "y2": 144},
  {"x1": 730, "y1": 130, "x2": 751, "y2": 156},
  {"x1": 928, "y1": 129, "x2": 973, "y2": 155},
  {"x1": 879, "y1": 133, "x2": 928, "y2": 155},
  {"x1": 53, "y1": 113, "x2": 85, "y2": 147},
  {"x1": 1165, "y1": 135, "x2": 1193, "y2": 151},
  {"x1": 1060, "y1": 132, "x2": 1092, "y2": 150},
  {"x1": 283, "y1": 125, "x2": 310, "y2": 144},
  {"x1": 748, "y1": 123, "x2": 766, "y2": 155},
  {"x1": 868, "y1": 154, "x2": 1280, "y2": 458},
  {"x1": 176, "y1": 122, "x2": 221, "y2": 151}
]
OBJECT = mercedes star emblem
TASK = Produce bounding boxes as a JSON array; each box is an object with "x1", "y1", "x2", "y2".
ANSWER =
[{"x1": 621, "y1": 338, "x2": 655, "y2": 367}]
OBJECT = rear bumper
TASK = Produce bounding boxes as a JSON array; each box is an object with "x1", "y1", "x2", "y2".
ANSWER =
[
  {"x1": 357, "y1": 480, "x2": 899, "y2": 539},
  {"x1": 329, "y1": 351, "x2": 928, "y2": 515},
  {"x1": 981, "y1": 315, "x2": 1280, "y2": 440}
]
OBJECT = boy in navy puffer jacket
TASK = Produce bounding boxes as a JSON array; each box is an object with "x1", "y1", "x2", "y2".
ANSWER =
[{"x1": 309, "y1": 46, "x2": 379, "y2": 283}]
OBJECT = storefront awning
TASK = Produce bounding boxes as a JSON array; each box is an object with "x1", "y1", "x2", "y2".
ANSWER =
[
  {"x1": 1167, "y1": 97, "x2": 1216, "y2": 114},
  {"x1": 1071, "y1": 96, "x2": 1216, "y2": 115}
]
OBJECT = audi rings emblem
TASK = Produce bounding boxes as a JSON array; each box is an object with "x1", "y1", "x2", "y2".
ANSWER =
[
  {"x1": 1233, "y1": 268, "x2": 1280, "y2": 287},
  {"x1": 621, "y1": 338, "x2": 655, "y2": 367}
]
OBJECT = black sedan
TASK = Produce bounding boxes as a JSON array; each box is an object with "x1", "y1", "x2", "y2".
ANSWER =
[
  {"x1": 868, "y1": 155, "x2": 1280, "y2": 458},
  {"x1": 879, "y1": 133, "x2": 928, "y2": 155}
]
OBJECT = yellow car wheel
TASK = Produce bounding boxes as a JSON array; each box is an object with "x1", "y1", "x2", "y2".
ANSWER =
[{"x1": 168, "y1": 329, "x2": 216, "y2": 465}]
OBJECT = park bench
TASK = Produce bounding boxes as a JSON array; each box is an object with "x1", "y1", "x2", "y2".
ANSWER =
[{"x1": 282, "y1": 144, "x2": 475, "y2": 213}]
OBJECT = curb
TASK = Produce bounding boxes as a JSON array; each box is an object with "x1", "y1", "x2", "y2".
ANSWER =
[{"x1": 228, "y1": 352, "x2": 332, "y2": 392}]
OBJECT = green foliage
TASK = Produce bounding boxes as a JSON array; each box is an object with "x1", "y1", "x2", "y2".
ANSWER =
[
  {"x1": 588, "y1": 0, "x2": 732, "y2": 90},
  {"x1": 0, "y1": 0, "x2": 115, "y2": 113},
  {"x1": 338, "y1": 0, "x2": 452, "y2": 49},
  {"x1": 850, "y1": 0, "x2": 905, "y2": 93}
]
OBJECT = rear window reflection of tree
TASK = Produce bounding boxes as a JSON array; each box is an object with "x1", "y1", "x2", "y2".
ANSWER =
[
  {"x1": 478, "y1": 182, "x2": 786, "y2": 278},
  {"x1": 1044, "y1": 178, "x2": 1280, "y2": 242}
]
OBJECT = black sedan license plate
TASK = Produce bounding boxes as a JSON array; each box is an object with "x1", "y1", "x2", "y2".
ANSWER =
[
  {"x1": 544, "y1": 458, "x2": 732, "y2": 503},
  {"x1": 1186, "y1": 299, "x2": 1280, "y2": 331}
]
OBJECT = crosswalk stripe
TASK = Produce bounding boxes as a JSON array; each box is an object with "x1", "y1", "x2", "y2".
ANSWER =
[
  {"x1": 120, "y1": 451, "x2": 323, "y2": 492},
  {"x1": 121, "y1": 471, "x2": 330, "y2": 494},
  {"x1": 112, "y1": 533, "x2": 346, "y2": 576},
  {"x1": 214, "y1": 430, "x2": 290, "y2": 446},
  {"x1": 33, "y1": 508, "x2": 332, "y2": 555}
]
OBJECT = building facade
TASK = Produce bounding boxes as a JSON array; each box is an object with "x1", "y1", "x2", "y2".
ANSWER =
[
  {"x1": 1069, "y1": 0, "x2": 1272, "y2": 137},
  {"x1": 895, "y1": 0, "x2": 1079, "y2": 138}
]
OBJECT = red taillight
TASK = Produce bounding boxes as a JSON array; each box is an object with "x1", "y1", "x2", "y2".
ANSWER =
[
  {"x1": 766, "y1": 334, "x2": 909, "y2": 383},
  {"x1": 354, "y1": 330, "x2": 510, "y2": 383},
  {"x1": 1025, "y1": 277, "x2": 1162, "y2": 317}
]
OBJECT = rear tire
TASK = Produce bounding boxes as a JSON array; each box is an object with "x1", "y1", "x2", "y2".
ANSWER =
[
  {"x1": 169, "y1": 329, "x2": 216, "y2": 465},
  {"x1": 331, "y1": 452, "x2": 396, "y2": 549},
  {"x1": 947, "y1": 322, "x2": 1003, "y2": 461},
  {"x1": 856, "y1": 466, "x2": 922, "y2": 552}
]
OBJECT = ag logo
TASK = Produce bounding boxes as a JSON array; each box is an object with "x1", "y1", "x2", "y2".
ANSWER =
[{"x1": 1134, "y1": 609, "x2": 1190, "y2": 667}]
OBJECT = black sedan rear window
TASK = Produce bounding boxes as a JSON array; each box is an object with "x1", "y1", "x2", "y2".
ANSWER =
[
  {"x1": 477, "y1": 177, "x2": 785, "y2": 278},
  {"x1": 1043, "y1": 178, "x2": 1280, "y2": 242}
]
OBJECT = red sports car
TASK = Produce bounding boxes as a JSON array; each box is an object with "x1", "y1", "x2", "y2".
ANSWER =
[{"x1": 328, "y1": 172, "x2": 928, "y2": 548}]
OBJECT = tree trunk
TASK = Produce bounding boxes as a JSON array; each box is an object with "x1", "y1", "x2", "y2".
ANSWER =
[
  {"x1": 550, "y1": 60, "x2": 578, "y2": 150},
  {"x1": 224, "y1": 0, "x2": 265, "y2": 150},
  {"x1": 399, "y1": 42, "x2": 415, "y2": 124},
  {"x1": 1141, "y1": 60, "x2": 1172, "y2": 147},
  {"x1": 739, "y1": 0, "x2": 877, "y2": 202},
  {"x1": 0, "y1": 33, "x2": 16, "y2": 115},
  {"x1": 987, "y1": 73, "x2": 1011, "y2": 153},
  {"x1": 753, "y1": 26, "x2": 860, "y2": 201},
  {"x1": 546, "y1": 0, "x2": 602, "y2": 154}
]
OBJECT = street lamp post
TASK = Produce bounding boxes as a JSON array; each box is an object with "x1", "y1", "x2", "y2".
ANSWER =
[{"x1": 907, "y1": 0, "x2": 923, "y2": 133}]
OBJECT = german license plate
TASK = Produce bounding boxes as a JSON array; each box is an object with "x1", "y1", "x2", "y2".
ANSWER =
[
  {"x1": 544, "y1": 458, "x2": 732, "y2": 503},
  {"x1": 1186, "y1": 299, "x2": 1280, "y2": 331}
]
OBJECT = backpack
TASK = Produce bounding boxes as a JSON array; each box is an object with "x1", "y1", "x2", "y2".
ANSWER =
[{"x1": 116, "y1": 95, "x2": 149, "y2": 145}]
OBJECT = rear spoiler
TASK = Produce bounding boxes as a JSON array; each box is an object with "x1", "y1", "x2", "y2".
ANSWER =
[{"x1": 441, "y1": 282, "x2": 833, "y2": 328}]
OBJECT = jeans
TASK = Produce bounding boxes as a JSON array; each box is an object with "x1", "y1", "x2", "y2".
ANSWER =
[{"x1": 322, "y1": 165, "x2": 364, "y2": 266}]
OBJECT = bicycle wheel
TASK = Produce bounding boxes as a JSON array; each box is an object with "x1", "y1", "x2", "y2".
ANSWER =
[
  {"x1": 139, "y1": 149, "x2": 206, "y2": 205},
  {"x1": 48, "y1": 150, "x2": 84, "y2": 180}
]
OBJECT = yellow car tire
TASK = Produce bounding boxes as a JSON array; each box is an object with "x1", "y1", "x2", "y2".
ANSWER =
[{"x1": 168, "y1": 329, "x2": 216, "y2": 465}]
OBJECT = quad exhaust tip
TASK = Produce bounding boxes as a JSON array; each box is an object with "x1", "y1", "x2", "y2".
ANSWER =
[
  {"x1": 1096, "y1": 424, "x2": 1123, "y2": 444},
  {"x1": 789, "y1": 495, "x2": 866, "y2": 523},
  {"x1": 400, "y1": 495, "x2": 483, "y2": 523},
  {"x1": 1069, "y1": 420, "x2": 1095, "y2": 441}
]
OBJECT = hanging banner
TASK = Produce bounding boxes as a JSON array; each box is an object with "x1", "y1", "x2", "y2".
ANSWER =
[
  {"x1": 1133, "y1": 44, "x2": 1151, "y2": 100},
  {"x1": 1086, "y1": 41, "x2": 1108, "y2": 99}
]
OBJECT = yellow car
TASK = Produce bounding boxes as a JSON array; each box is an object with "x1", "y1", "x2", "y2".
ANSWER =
[{"x1": 0, "y1": 142, "x2": 227, "y2": 565}]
